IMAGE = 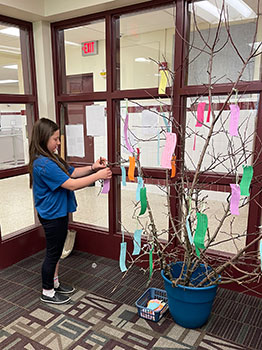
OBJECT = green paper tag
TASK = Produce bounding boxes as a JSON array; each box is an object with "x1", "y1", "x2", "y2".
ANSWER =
[
  {"x1": 240, "y1": 165, "x2": 253, "y2": 196},
  {"x1": 194, "y1": 212, "x2": 208, "y2": 257},
  {"x1": 149, "y1": 247, "x2": 153, "y2": 279},
  {"x1": 139, "y1": 187, "x2": 147, "y2": 215}
]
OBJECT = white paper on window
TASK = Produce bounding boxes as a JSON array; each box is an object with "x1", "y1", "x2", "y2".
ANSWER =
[
  {"x1": 86, "y1": 105, "x2": 105, "y2": 136},
  {"x1": 65, "y1": 124, "x2": 85, "y2": 157}
]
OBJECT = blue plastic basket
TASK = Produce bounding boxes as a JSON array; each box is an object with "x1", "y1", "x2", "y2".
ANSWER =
[{"x1": 135, "y1": 287, "x2": 169, "y2": 322}]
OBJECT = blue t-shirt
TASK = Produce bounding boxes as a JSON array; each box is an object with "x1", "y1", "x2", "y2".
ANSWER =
[{"x1": 33, "y1": 156, "x2": 77, "y2": 219}]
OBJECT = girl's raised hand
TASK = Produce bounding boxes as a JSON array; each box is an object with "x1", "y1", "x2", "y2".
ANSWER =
[
  {"x1": 93, "y1": 157, "x2": 107, "y2": 170},
  {"x1": 97, "y1": 167, "x2": 112, "y2": 180}
]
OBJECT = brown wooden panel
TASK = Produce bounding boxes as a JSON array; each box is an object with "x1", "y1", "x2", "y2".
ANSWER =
[{"x1": 0, "y1": 226, "x2": 45, "y2": 269}]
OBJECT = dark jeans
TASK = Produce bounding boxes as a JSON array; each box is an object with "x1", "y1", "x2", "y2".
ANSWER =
[{"x1": 38, "y1": 214, "x2": 68, "y2": 290}]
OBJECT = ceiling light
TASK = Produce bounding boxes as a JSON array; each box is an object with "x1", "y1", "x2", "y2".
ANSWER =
[
  {"x1": 225, "y1": 0, "x2": 254, "y2": 18},
  {"x1": 0, "y1": 27, "x2": 20, "y2": 37},
  {"x1": 0, "y1": 80, "x2": 19, "y2": 84},
  {"x1": 135, "y1": 57, "x2": 151, "y2": 62},
  {"x1": 65, "y1": 41, "x2": 80, "y2": 46},
  {"x1": 3, "y1": 64, "x2": 18, "y2": 69},
  {"x1": 0, "y1": 45, "x2": 21, "y2": 55}
]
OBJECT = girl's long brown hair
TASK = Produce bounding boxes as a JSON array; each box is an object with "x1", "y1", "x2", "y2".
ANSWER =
[{"x1": 28, "y1": 118, "x2": 70, "y2": 188}]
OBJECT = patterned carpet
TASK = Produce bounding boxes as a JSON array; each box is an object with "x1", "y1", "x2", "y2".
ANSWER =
[{"x1": 0, "y1": 250, "x2": 262, "y2": 350}]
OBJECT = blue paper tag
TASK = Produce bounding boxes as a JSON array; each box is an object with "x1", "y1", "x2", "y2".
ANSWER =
[
  {"x1": 259, "y1": 239, "x2": 262, "y2": 271},
  {"x1": 136, "y1": 177, "x2": 143, "y2": 201},
  {"x1": 121, "y1": 166, "x2": 126, "y2": 186},
  {"x1": 186, "y1": 214, "x2": 193, "y2": 245},
  {"x1": 119, "y1": 242, "x2": 127, "y2": 272},
  {"x1": 132, "y1": 229, "x2": 142, "y2": 255}
]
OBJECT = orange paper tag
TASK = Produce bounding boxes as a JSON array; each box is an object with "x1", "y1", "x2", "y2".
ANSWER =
[
  {"x1": 171, "y1": 155, "x2": 176, "y2": 178},
  {"x1": 128, "y1": 156, "x2": 135, "y2": 181}
]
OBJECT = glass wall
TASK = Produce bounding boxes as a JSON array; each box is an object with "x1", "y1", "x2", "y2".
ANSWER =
[
  {"x1": 62, "y1": 101, "x2": 109, "y2": 228},
  {"x1": 0, "y1": 103, "x2": 34, "y2": 170},
  {"x1": 118, "y1": 4, "x2": 175, "y2": 90},
  {"x1": 187, "y1": 1, "x2": 262, "y2": 85},
  {"x1": 0, "y1": 174, "x2": 35, "y2": 237},
  {"x1": 0, "y1": 22, "x2": 32, "y2": 94},
  {"x1": 120, "y1": 98, "x2": 172, "y2": 168},
  {"x1": 59, "y1": 20, "x2": 106, "y2": 94},
  {"x1": 0, "y1": 16, "x2": 37, "y2": 239},
  {"x1": 184, "y1": 94, "x2": 258, "y2": 173},
  {"x1": 51, "y1": 0, "x2": 262, "y2": 262}
]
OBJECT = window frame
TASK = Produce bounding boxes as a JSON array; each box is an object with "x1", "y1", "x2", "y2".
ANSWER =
[{"x1": 0, "y1": 14, "x2": 39, "y2": 180}]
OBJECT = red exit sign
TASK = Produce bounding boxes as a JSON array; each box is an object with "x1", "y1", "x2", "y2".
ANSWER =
[{"x1": 81, "y1": 40, "x2": 98, "y2": 56}]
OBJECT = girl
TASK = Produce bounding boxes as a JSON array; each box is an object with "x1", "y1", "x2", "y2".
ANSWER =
[{"x1": 29, "y1": 118, "x2": 112, "y2": 304}]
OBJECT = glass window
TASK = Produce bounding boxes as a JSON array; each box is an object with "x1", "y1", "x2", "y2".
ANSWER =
[
  {"x1": 120, "y1": 98, "x2": 172, "y2": 168},
  {"x1": 73, "y1": 185, "x2": 109, "y2": 228},
  {"x1": 0, "y1": 174, "x2": 35, "y2": 237},
  {"x1": 0, "y1": 23, "x2": 32, "y2": 94},
  {"x1": 0, "y1": 103, "x2": 34, "y2": 170},
  {"x1": 184, "y1": 94, "x2": 258, "y2": 173},
  {"x1": 118, "y1": 4, "x2": 175, "y2": 90},
  {"x1": 187, "y1": 1, "x2": 261, "y2": 85},
  {"x1": 59, "y1": 20, "x2": 106, "y2": 94},
  {"x1": 61, "y1": 101, "x2": 108, "y2": 228},
  {"x1": 185, "y1": 189, "x2": 248, "y2": 254},
  {"x1": 121, "y1": 182, "x2": 169, "y2": 242},
  {"x1": 61, "y1": 101, "x2": 107, "y2": 165}
]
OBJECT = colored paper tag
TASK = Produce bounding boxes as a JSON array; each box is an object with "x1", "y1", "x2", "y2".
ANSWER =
[
  {"x1": 193, "y1": 134, "x2": 197, "y2": 151},
  {"x1": 186, "y1": 214, "x2": 194, "y2": 245},
  {"x1": 161, "y1": 132, "x2": 177, "y2": 169},
  {"x1": 230, "y1": 184, "x2": 240, "y2": 215},
  {"x1": 171, "y1": 155, "x2": 176, "y2": 178},
  {"x1": 136, "y1": 176, "x2": 144, "y2": 201},
  {"x1": 136, "y1": 148, "x2": 140, "y2": 161},
  {"x1": 101, "y1": 179, "x2": 110, "y2": 194},
  {"x1": 158, "y1": 70, "x2": 168, "y2": 94},
  {"x1": 229, "y1": 104, "x2": 240, "y2": 137},
  {"x1": 124, "y1": 113, "x2": 134, "y2": 153},
  {"x1": 128, "y1": 156, "x2": 135, "y2": 181},
  {"x1": 240, "y1": 165, "x2": 253, "y2": 196},
  {"x1": 196, "y1": 102, "x2": 206, "y2": 127},
  {"x1": 139, "y1": 187, "x2": 147, "y2": 215},
  {"x1": 162, "y1": 113, "x2": 171, "y2": 132},
  {"x1": 149, "y1": 247, "x2": 153, "y2": 279},
  {"x1": 119, "y1": 242, "x2": 127, "y2": 272},
  {"x1": 132, "y1": 229, "x2": 142, "y2": 255},
  {"x1": 207, "y1": 96, "x2": 211, "y2": 123},
  {"x1": 121, "y1": 166, "x2": 126, "y2": 186},
  {"x1": 194, "y1": 212, "x2": 208, "y2": 257}
]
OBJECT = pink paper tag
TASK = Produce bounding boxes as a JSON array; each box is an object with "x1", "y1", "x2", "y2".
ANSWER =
[
  {"x1": 230, "y1": 184, "x2": 240, "y2": 215},
  {"x1": 196, "y1": 102, "x2": 206, "y2": 127},
  {"x1": 161, "y1": 132, "x2": 177, "y2": 169},
  {"x1": 124, "y1": 114, "x2": 134, "y2": 153},
  {"x1": 206, "y1": 96, "x2": 211, "y2": 123},
  {"x1": 101, "y1": 179, "x2": 110, "y2": 194},
  {"x1": 229, "y1": 104, "x2": 240, "y2": 136}
]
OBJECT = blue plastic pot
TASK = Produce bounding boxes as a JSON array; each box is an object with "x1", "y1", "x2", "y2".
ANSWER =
[{"x1": 161, "y1": 262, "x2": 218, "y2": 329}]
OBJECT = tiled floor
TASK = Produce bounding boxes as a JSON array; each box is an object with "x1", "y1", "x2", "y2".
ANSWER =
[{"x1": 0, "y1": 250, "x2": 262, "y2": 349}]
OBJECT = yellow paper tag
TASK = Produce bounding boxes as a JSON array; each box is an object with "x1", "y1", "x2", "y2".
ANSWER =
[{"x1": 158, "y1": 70, "x2": 168, "y2": 94}]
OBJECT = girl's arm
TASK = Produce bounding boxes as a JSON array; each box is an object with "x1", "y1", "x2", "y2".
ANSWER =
[
  {"x1": 61, "y1": 167, "x2": 112, "y2": 191},
  {"x1": 71, "y1": 157, "x2": 107, "y2": 178},
  {"x1": 71, "y1": 165, "x2": 93, "y2": 178}
]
